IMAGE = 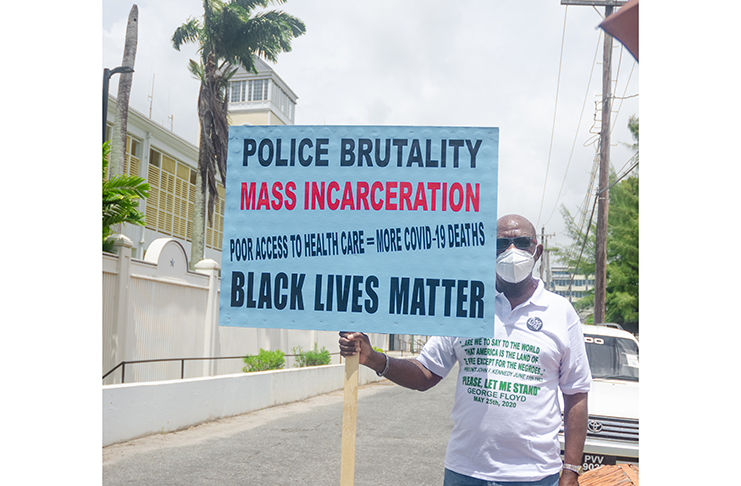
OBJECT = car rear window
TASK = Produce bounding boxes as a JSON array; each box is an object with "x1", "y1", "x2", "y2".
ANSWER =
[{"x1": 584, "y1": 334, "x2": 639, "y2": 381}]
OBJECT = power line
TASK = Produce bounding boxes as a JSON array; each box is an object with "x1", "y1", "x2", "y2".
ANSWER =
[
  {"x1": 566, "y1": 190, "x2": 598, "y2": 301},
  {"x1": 543, "y1": 25, "x2": 638, "y2": 230},
  {"x1": 567, "y1": 149, "x2": 599, "y2": 266},
  {"x1": 610, "y1": 50, "x2": 638, "y2": 138},
  {"x1": 536, "y1": 6, "x2": 569, "y2": 229},
  {"x1": 551, "y1": 47, "x2": 637, "y2": 230},
  {"x1": 543, "y1": 30, "x2": 603, "y2": 228},
  {"x1": 598, "y1": 156, "x2": 638, "y2": 196},
  {"x1": 562, "y1": 151, "x2": 636, "y2": 303},
  {"x1": 614, "y1": 150, "x2": 638, "y2": 179}
]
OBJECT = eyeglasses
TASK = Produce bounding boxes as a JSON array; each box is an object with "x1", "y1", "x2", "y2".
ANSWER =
[{"x1": 496, "y1": 237, "x2": 534, "y2": 251}]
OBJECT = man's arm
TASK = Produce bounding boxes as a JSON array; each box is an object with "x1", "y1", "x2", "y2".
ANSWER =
[
  {"x1": 338, "y1": 332, "x2": 442, "y2": 391},
  {"x1": 560, "y1": 392, "x2": 588, "y2": 486}
]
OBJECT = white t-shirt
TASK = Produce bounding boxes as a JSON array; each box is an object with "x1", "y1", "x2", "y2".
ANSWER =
[{"x1": 417, "y1": 279, "x2": 592, "y2": 482}]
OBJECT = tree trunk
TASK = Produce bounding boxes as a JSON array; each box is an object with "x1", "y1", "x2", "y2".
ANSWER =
[
  {"x1": 190, "y1": 78, "x2": 210, "y2": 270},
  {"x1": 190, "y1": 144, "x2": 206, "y2": 271},
  {"x1": 190, "y1": 55, "x2": 223, "y2": 269},
  {"x1": 110, "y1": 5, "x2": 138, "y2": 177}
]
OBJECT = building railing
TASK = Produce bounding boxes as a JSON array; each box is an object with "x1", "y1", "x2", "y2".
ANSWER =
[
  {"x1": 102, "y1": 344, "x2": 427, "y2": 384},
  {"x1": 395, "y1": 337, "x2": 428, "y2": 355},
  {"x1": 103, "y1": 353, "x2": 349, "y2": 384}
]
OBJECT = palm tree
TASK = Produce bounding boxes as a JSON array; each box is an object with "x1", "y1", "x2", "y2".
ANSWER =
[
  {"x1": 172, "y1": 0, "x2": 306, "y2": 268},
  {"x1": 110, "y1": 4, "x2": 138, "y2": 177},
  {"x1": 103, "y1": 141, "x2": 150, "y2": 252}
]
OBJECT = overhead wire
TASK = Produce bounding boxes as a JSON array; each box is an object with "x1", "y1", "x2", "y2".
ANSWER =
[
  {"x1": 538, "y1": 4, "x2": 638, "y2": 284},
  {"x1": 614, "y1": 148, "x2": 638, "y2": 181},
  {"x1": 536, "y1": 6, "x2": 569, "y2": 229},
  {"x1": 561, "y1": 151, "x2": 597, "y2": 272},
  {"x1": 600, "y1": 156, "x2": 639, "y2": 196},
  {"x1": 565, "y1": 151, "x2": 637, "y2": 294},
  {"x1": 557, "y1": 5, "x2": 638, "y2": 299},
  {"x1": 542, "y1": 30, "x2": 603, "y2": 228},
  {"x1": 548, "y1": 27, "x2": 638, "y2": 244},
  {"x1": 610, "y1": 59, "x2": 638, "y2": 139},
  {"x1": 566, "y1": 193, "x2": 598, "y2": 300}
]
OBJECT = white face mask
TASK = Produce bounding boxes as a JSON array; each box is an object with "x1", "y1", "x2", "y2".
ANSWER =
[{"x1": 496, "y1": 248, "x2": 536, "y2": 284}]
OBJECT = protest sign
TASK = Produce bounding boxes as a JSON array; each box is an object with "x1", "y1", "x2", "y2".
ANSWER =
[{"x1": 219, "y1": 125, "x2": 498, "y2": 338}]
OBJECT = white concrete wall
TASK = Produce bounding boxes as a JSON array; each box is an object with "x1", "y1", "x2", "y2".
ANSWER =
[
  {"x1": 103, "y1": 362, "x2": 384, "y2": 446},
  {"x1": 103, "y1": 237, "x2": 390, "y2": 385}
]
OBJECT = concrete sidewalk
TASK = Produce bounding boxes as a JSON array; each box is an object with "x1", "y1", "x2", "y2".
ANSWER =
[{"x1": 103, "y1": 364, "x2": 458, "y2": 485}]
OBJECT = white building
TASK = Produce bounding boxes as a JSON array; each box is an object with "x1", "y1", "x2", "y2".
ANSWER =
[
  {"x1": 226, "y1": 56, "x2": 298, "y2": 126},
  {"x1": 105, "y1": 57, "x2": 298, "y2": 264},
  {"x1": 549, "y1": 265, "x2": 595, "y2": 303}
]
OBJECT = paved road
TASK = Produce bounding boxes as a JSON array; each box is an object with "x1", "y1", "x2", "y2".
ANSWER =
[{"x1": 103, "y1": 364, "x2": 458, "y2": 485}]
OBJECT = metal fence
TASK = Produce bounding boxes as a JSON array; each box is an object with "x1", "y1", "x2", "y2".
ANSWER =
[{"x1": 103, "y1": 352, "x2": 349, "y2": 384}]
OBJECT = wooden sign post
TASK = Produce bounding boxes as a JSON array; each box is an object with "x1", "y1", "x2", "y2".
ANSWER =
[{"x1": 340, "y1": 354, "x2": 360, "y2": 485}]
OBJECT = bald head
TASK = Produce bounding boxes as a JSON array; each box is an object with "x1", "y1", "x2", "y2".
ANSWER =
[{"x1": 497, "y1": 214, "x2": 537, "y2": 242}]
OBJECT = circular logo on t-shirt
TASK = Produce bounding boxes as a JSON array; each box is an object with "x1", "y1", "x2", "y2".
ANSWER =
[{"x1": 527, "y1": 317, "x2": 543, "y2": 331}]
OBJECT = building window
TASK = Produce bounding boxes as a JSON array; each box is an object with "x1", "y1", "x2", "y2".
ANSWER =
[
  {"x1": 205, "y1": 184, "x2": 225, "y2": 251},
  {"x1": 126, "y1": 136, "x2": 142, "y2": 177},
  {"x1": 229, "y1": 78, "x2": 269, "y2": 103},
  {"x1": 249, "y1": 79, "x2": 268, "y2": 101},
  {"x1": 145, "y1": 148, "x2": 224, "y2": 251},
  {"x1": 103, "y1": 132, "x2": 142, "y2": 180},
  {"x1": 272, "y1": 84, "x2": 296, "y2": 121},
  {"x1": 230, "y1": 80, "x2": 245, "y2": 102},
  {"x1": 146, "y1": 148, "x2": 195, "y2": 242},
  {"x1": 149, "y1": 148, "x2": 161, "y2": 168}
]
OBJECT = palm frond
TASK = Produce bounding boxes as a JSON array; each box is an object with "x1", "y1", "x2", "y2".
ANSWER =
[
  {"x1": 188, "y1": 59, "x2": 205, "y2": 81},
  {"x1": 223, "y1": 66, "x2": 239, "y2": 82},
  {"x1": 103, "y1": 141, "x2": 149, "y2": 245},
  {"x1": 172, "y1": 18, "x2": 202, "y2": 50},
  {"x1": 233, "y1": 0, "x2": 281, "y2": 12},
  {"x1": 103, "y1": 175, "x2": 150, "y2": 200},
  {"x1": 235, "y1": 11, "x2": 306, "y2": 63}
]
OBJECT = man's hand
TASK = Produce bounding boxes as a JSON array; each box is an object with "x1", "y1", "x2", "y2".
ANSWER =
[
  {"x1": 560, "y1": 392, "x2": 588, "y2": 486},
  {"x1": 559, "y1": 469, "x2": 580, "y2": 486},
  {"x1": 338, "y1": 332, "x2": 374, "y2": 366},
  {"x1": 338, "y1": 332, "x2": 442, "y2": 391}
]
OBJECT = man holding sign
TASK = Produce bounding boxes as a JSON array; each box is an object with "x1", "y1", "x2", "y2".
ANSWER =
[{"x1": 339, "y1": 214, "x2": 591, "y2": 486}]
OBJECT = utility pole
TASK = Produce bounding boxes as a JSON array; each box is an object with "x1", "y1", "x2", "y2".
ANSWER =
[
  {"x1": 539, "y1": 227, "x2": 556, "y2": 289},
  {"x1": 560, "y1": 0, "x2": 625, "y2": 323}
]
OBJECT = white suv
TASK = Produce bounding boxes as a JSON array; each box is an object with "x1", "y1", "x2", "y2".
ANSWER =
[{"x1": 559, "y1": 324, "x2": 639, "y2": 471}]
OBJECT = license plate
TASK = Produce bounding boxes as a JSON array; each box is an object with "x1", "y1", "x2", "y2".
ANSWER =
[{"x1": 582, "y1": 453, "x2": 617, "y2": 471}]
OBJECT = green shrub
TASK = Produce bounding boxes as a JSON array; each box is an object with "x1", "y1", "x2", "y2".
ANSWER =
[
  {"x1": 292, "y1": 343, "x2": 332, "y2": 367},
  {"x1": 242, "y1": 349, "x2": 285, "y2": 372}
]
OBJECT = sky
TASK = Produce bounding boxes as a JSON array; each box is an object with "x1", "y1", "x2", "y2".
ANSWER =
[{"x1": 102, "y1": 0, "x2": 640, "y2": 258}]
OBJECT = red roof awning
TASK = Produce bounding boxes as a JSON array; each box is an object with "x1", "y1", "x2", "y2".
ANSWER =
[{"x1": 599, "y1": 0, "x2": 639, "y2": 61}]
